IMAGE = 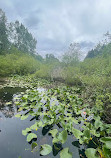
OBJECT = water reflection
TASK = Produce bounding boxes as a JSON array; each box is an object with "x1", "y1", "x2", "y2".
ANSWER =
[{"x1": 0, "y1": 87, "x2": 25, "y2": 118}]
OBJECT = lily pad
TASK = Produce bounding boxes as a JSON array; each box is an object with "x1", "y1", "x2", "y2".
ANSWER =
[
  {"x1": 60, "y1": 148, "x2": 72, "y2": 158},
  {"x1": 27, "y1": 133, "x2": 37, "y2": 142},
  {"x1": 40, "y1": 144, "x2": 52, "y2": 155}
]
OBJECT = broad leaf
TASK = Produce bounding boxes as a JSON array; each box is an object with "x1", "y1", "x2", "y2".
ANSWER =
[
  {"x1": 103, "y1": 146, "x2": 111, "y2": 158},
  {"x1": 85, "y1": 148, "x2": 99, "y2": 158},
  {"x1": 31, "y1": 142, "x2": 38, "y2": 150},
  {"x1": 49, "y1": 129, "x2": 58, "y2": 137},
  {"x1": 27, "y1": 133, "x2": 37, "y2": 142},
  {"x1": 58, "y1": 130, "x2": 67, "y2": 144},
  {"x1": 60, "y1": 148, "x2": 72, "y2": 158},
  {"x1": 15, "y1": 114, "x2": 21, "y2": 118},
  {"x1": 83, "y1": 129, "x2": 90, "y2": 139},
  {"x1": 105, "y1": 141, "x2": 111, "y2": 149},
  {"x1": 100, "y1": 137, "x2": 111, "y2": 149},
  {"x1": 94, "y1": 117, "x2": 102, "y2": 129},
  {"x1": 100, "y1": 137, "x2": 111, "y2": 142},
  {"x1": 21, "y1": 115, "x2": 29, "y2": 120},
  {"x1": 43, "y1": 115, "x2": 50, "y2": 123},
  {"x1": 30, "y1": 123, "x2": 38, "y2": 130},
  {"x1": 72, "y1": 128, "x2": 83, "y2": 139},
  {"x1": 22, "y1": 128, "x2": 31, "y2": 136},
  {"x1": 40, "y1": 144, "x2": 52, "y2": 155}
]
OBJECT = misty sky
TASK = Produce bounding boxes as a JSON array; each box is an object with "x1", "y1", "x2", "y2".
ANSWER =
[{"x1": 0, "y1": 0, "x2": 111, "y2": 57}]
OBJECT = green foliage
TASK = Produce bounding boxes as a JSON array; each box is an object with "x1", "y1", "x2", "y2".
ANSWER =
[
  {"x1": 86, "y1": 42, "x2": 111, "y2": 59},
  {"x1": 0, "y1": 50, "x2": 41, "y2": 76},
  {"x1": 0, "y1": 9, "x2": 9, "y2": 53},
  {"x1": 11, "y1": 21, "x2": 37, "y2": 54},
  {"x1": 14, "y1": 85, "x2": 111, "y2": 158},
  {"x1": 34, "y1": 64, "x2": 52, "y2": 80}
]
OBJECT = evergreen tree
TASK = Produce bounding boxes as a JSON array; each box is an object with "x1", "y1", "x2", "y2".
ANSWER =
[
  {"x1": 9, "y1": 21, "x2": 37, "y2": 54},
  {"x1": 0, "y1": 9, "x2": 9, "y2": 53}
]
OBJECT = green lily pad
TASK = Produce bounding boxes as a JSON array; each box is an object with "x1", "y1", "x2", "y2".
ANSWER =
[
  {"x1": 27, "y1": 133, "x2": 37, "y2": 142},
  {"x1": 15, "y1": 114, "x2": 21, "y2": 118},
  {"x1": 72, "y1": 128, "x2": 83, "y2": 139},
  {"x1": 31, "y1": 142, "x2": 38, "y2": 150},
  {"x1": 40, "y1": 144, "x2": 52, "y2": 155},
  {"x1": 21, "y1": 115, "x2": 29, "y2": 120},
  {"x1": 60, "y1": 148, "x2": 72, "y2": 158},
  {"x1": 85, "y1": 148, "x2": 99, "y2": 158},
  {"x1": 49, "y1": 129, "x2": 58, "y2": 137},
  {"x1": 22, "y1": 128, "x2": 31, "y2": 136}
]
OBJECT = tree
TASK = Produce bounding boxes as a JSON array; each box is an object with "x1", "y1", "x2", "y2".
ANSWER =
[
  {"x1": 62, "y1": 42, "x2": 81, "y2": 65},
  {"x1": 8, "y1": 21, "x2": 37, "y2": 54},
  {"x1": 0, "y1": 9, "x2": 37, "y2": 55},
  {"x1": 0, "y1": 9, "x2": 9, "y2": 53},
  {"x1": 45, "y1": 54, "x2": 59, "y2": 63},
  {"x1": 85, "y1": 32, "x2": 111, "y2": 59}
]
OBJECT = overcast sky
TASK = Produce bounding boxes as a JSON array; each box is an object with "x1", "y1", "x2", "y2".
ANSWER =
[{"x1": 0, "y1": 0, "x2": 111, "y2": 57}]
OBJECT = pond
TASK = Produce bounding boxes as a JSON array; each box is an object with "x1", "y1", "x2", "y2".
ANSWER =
[{"x1": 0, "y1": 80, "x2": 85, "y2": 158}]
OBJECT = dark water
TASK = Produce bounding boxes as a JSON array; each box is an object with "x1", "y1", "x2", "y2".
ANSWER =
[{"x1": 0, "y1": 83, "x2": 84, "y2": 158}]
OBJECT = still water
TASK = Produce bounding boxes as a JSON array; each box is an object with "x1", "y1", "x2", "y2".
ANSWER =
[{"x1": 0, "y1": 81, "x2": 84, "y2": 158}]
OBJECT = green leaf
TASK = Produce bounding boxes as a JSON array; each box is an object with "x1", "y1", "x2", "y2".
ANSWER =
[
  {"x1": 100, "y1": 137, "x2": 111, "y2": 149},
  {"x1": 52, "y1": 137, "x2": 59, "y2": 144},
  {"x1": 72, "y1": 128, "x2": 83, "y2": 139},
  {"x1": 40, "y1": 144, "x2": 52, "y2": 156},
  {"x1": 49, "y1": 129, "x2": 58, "y2": 137},
  {"x1": 71, "y1": 118, "x2": 78, "y2": 124},
  {"x1": 52, "y1": 130, "x2": 67, "y2": 144},
  {"x1": 90, "y1": 130, "x2": 100, "y2": 137},
  {"x1": 31, "y1": 142, "x2": 38, "y2": 150},
  {"x1": 60, "y1": 148, "x2": 72, "y2": 158},
  {"x1": 94, "y1": 117, "x2": 102, "y2": 129},
  {"x1": 6, "y1": 101, "x2": 12, "y2": 105},
  {"x1": 22, "y1": 128, "x2": 31, "y2": 136},
  {"x1": 37, "y1": 120, "x2": 43, "y2": 127},
  {"x1": 43, "y1": 115, "x2": 50, "y2": 123},
  {"x1": 105, "y1": 141, "x2": 111, "y2": 149},
  {"x1": 18, "y1": 107, "x2": 23, "y2": 112},
  {"x1": 100, "y1": 137, "x2": 111, "y2": 142},
  {"x1": 106, "y1": 127, "x2": 111, "y2": 134},
  {"x1": 85, "y1": 148, "x2": 99, "y2": 158},
  {"x1": 103, "y1": 146, "x2": 111, "y2": 158},
  {"x1": 30, "y1": 123, "x2": 38, "y2": 130},
  {"x1": 15, "y1": 114, "x2": 21, "y2": 118},
  {"x1": 21, "y1": 115, "x2": 29, "y2": 120},
  {"x1": 27, "y1": 133, "x2": 37, "y2": 142},
  {"x1": 83, "y1": 129, "x2": 90, "y2": 139},
  {"x1": 58, "y1": 130, "x2": 67, "y2": 144}
]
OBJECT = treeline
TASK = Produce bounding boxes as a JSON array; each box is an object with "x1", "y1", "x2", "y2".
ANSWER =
[
  {"x1": 1, "y1": 8, "x2": 111, "y2": 90},
  {"x1": 0, "y1": 9, "x2": 60, "y2": 77}
]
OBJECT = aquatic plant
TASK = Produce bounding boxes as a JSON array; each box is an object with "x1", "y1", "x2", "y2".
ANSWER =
[{"x1": 15, "y1": 86, "x2": 111, "y2": 158}]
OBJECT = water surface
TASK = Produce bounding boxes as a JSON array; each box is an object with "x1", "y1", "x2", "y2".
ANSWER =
[{"x1": 0, "y1": 83, "x2": 83, "y2": 158}]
